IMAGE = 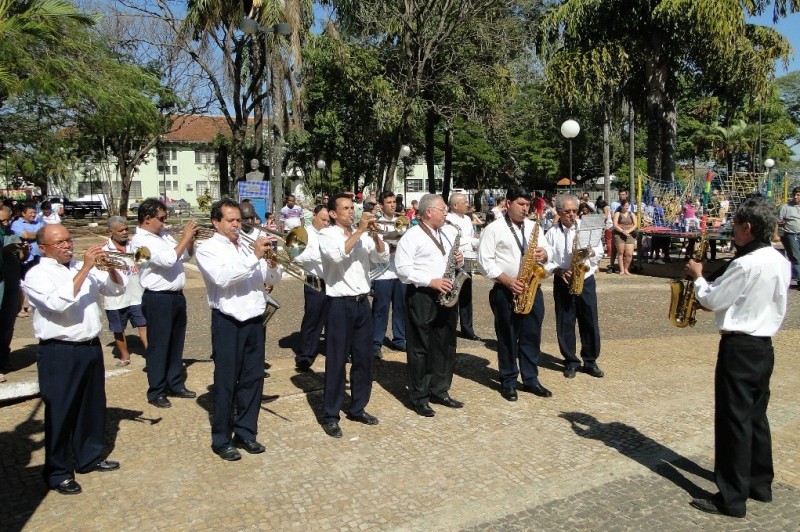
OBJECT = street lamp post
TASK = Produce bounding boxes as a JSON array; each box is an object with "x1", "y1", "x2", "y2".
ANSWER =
[
  {"x1": 764, "y1": 158, "x2": 775, "y2": 199},
  {"x1": 560, "y1": 120, "x2": 580, "y2": 186},
  {"x1": 399, "y1": 144, "x2": 411, "y2": 196},
  {"x1": 241, "y1": 16, "x2": 292, "y2": 213}
]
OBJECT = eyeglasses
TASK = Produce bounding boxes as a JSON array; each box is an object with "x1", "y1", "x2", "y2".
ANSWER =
[
  {"x1": 155, "y1": 215, "x2": 168, "y2": 222},
  {"x1": 562, "y1": 209, "x2": 578, "y2": 214},
  {"x1": 43, "y1": 238, "x2": 73, "y2": 247},
  {"x1": 427, "y1": 207, "x2": 447, "y2": 213}
]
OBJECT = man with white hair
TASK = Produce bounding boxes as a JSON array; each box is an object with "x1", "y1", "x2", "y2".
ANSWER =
[{"x1": 446, "y1": 192, "x2": 480, "y2": 341}]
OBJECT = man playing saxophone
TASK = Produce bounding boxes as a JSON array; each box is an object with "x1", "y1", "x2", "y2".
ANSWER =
[
  {"x1": 395, "y1": 194, "x2": 464, "y2": 417},
  {"x1": 477, "y1": 187, "x2": 553, "y2": 402},
  {"x1": 544, "y1": 194, "x2": 604, "y2": 380}
]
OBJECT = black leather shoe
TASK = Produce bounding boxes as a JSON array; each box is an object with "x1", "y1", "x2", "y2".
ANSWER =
[
  {"x1": 563, "y1": 366, "x2": 577, "y2": 379},
  {"x1": 522, "y1": 383, "x2": 553, "y2": 398},
  {"x1": 430, "y1": 395, "x2": 464, "y2": 408},
  {"x1": 232, "y1": 436, "x2": 266, "y2": 454},
  {"x1": 690, "y1": 497, "x2": 745, "y2": 518},
  {"x1": 148, "y1": 395, "x2": 172, "y2": 408},
  {"x1": 413, "y1": 404, "x2": 435, "y2": 417},
  {"x1": 500, "y1": 388, "x2": 518, "y2": 402},
  {"x1": 461, "y1": 332, "x2": 482, "y2": 341},
  {"x1": 54, "y1": 478, "x2": 82, "y2": 495},
  {"x1": 582, "y1": 364, "x2": 604, "y2": 378},
  {"x1": 295, "y1": 360, "x2": 312, "y2": 372},
  {"x1": 346, "y1": 412, "x2": 379, "y2": 425},
  {"x1": 213, "y1": 445, "x2": 242, "y2": 461},
  {"x1": 750, "y1": 490, "x2": 772, "y2": 503},
  {"x1": 88, "y1": 460, "x2": 120, "y2": 473},
  {"x1": 322, "y1": 422, "x2": 343, "y2": 438},
  {"x1": 167, "y1": 388, "x2": 197, "y2": 399}
]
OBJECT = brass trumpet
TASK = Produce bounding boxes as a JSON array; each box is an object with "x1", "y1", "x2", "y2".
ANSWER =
[
  {"x1": 239, "y1": 224, "x2": 321, "y2": 292},
  {"x1": 92, "y1": 247, "x2": 151, "y2": 271},
  {"x1": 166, "y1": 223, "x2": 216, "y2": 241},
  {"x1": 367, "y1": 216, "x2": 410, "y2": 240}
]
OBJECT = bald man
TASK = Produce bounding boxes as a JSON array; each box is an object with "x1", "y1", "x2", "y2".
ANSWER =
[{"x1": 23, "y1": 225, "x2": 125, "y2": 494}]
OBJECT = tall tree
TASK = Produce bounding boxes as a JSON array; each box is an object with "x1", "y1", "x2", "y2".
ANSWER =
[{"x1": 539, "y1": 0, "x2": 795, "y2": 182}]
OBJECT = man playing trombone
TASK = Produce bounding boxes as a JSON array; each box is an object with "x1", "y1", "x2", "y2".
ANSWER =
[
  {"x1": 196, "y1": 199, "x2": 282, "y2": 461},
  {"x1": 131, "y1": 198, "x2": 197, "y2": 409},
  {"x1": 101, "y1": 216, "x2": 147, "y2": 367},
  {"x1": 293, "y1": 204, "x2": 330, "y2": 372}
]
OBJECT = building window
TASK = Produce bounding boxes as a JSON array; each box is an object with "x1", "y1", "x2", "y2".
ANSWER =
[
  {"x1": 171, "y1": 148, "x2": 177, "y2": 160},
  {"x1": 172, "y1": 166, "x2": 178, "y2": 175},
  {"x1": 195, "y1": 150, "x2": 216, "y2": 164},
  {"x1": 406, "y1": 179, "x2": 424, "y2": 192},
  {"x1": 196, "y1": 180, "x2": 220, "y2": 199},
  {"x1": 172, "y1": 180, "x2": 178, "y2": 191},
  {"x1": 157, "y1": 165, "x2": 171, "y2": 175},
  {"x1": 130, "y1": 181, "x2": 142, "y2": 198}
]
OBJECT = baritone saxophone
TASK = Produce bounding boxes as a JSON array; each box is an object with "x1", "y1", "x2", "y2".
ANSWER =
[{"x1": 513, "y1": 221, "x2": 547, "y2": 314}]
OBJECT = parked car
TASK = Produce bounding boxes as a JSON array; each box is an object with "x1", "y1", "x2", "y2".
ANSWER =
[
  {"x1": 129, "y1": 198, "x2": 192, "y2": 216},
  {"x1": 47, "y1": 195, "x2": 105, "y2": 219}
]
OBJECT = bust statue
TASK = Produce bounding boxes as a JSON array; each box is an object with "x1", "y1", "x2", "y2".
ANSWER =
[{"x1": 245, "y1": 158, "x2": 264, "y2": 181}]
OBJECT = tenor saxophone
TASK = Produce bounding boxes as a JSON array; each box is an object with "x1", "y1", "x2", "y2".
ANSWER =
[
  {"x1": 438, "y1": 221, "x2": 470, "y2": 308},
  {"x1": 568, "y1": 236, "x2": 590, "y2": 295},
  {"x1": 513, "y1": 220, "x2": 547, "y2": 314},
  {"x1": 668, "y1": 232, "x2": 708, "y2": 327}
]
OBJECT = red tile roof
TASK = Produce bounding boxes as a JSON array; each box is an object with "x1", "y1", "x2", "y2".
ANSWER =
[{"x1": 163, "y1": 115, "x2": 233, "y2": 143}]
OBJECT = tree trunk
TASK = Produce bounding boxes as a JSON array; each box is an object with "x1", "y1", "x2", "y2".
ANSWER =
[
  {"x1": 629, "y1": 106, "x2": 635, "y2": 202},
  {"x1": 443, "y1": 126, "x2": 453, "y2": 200},
  {"x1": 384, "y1": 129, "x2": 402, "y2": 193},
  {"x1": 253, "y1": 38, "x2": 264, "y2": 166},
  {"x1": 426, "y1": 109, "x2": 437, "y2": 194},
  {"x1": 603, "y1": 106, "x2": 611, "y2": 203},
  {"x1": 218, "y1": 144, "x2": 229, "y2": 199}
]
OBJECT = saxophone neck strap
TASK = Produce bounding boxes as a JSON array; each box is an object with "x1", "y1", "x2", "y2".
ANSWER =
[
  {"x1": 419, "y1": 221, "x2": 445, "y2": 255},
  {"x1": 505, "y1": 215, "x2": 527, "y2": 254}
]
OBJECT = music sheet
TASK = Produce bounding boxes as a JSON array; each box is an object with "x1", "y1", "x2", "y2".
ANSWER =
[{"x1": 577, "y1": 215, "x2": 605, "y2": 248}]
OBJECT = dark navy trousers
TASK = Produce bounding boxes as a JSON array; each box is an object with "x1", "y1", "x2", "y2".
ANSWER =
[
  {"x1": 552, "y1": 275, "x2": 601, "y2": 369},
  {"x1": 371, "y1": 278, "x2": 406, "y2": 348},
  {"x1": 37, "y1": 340, "x2": 106, "y2": 488},
  {"x1": 142, "y1": 290, "x2": 188, "y2": 401},
  {"x1": 298, "y1": 282, "x2": 328, "y2": 365}
]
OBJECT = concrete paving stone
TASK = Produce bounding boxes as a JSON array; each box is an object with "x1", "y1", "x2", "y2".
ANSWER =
[{"x1": 2, "y1": 251, "x2": 800, "y2": 529}]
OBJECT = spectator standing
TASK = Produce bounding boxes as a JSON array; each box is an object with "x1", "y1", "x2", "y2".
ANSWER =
[
  {"x1": 39, "y1": 201, "x2": 61, "y2": 225},
  {"x1": 612, "y1": 199, "x2": 637, "y2": 275},
  {"x1": 778, "y1": 186, "x2": 800, "y2": 287},
  {"x1": 279, "y1": 195, "x2": 303, "y2": 233}
]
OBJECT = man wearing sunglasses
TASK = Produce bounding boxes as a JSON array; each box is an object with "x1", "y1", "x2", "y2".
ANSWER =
[
  {"x1": 131, "y1": 198, "x2": 198, "y2": 409},
  {"x1": 544, "y1": 194, "x2": 604, "y2": 380}
]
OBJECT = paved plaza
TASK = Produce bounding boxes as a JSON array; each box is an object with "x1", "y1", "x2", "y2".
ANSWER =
[{"x1": 1, "y1": 247, "x2": 799, "y2": 530}]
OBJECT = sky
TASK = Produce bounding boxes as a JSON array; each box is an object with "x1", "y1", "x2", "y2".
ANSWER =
[{"x1": 747, "y1": 11, "x2": 800, "y2": 75}]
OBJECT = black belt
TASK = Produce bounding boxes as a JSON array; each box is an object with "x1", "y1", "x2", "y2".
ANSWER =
[
  {"x1": 211, "y1": 308, "x2": 262, "y2": 324},
  {"x1": 144, "y1": 289, "x2": 183, "y2": 295},
  {"x1": 720, "y1": 331, "x2": 770, "y2": 340},
  {"x1": 333, "y1": 293, "x2": 369, "y2": 302},
  {"x1": 40, "y1": 337, "x2": 100, "y2": 347},
  {"x1": 306, "y1": 274, "x2": 324, "y2": 285},
  {"x1": 409, "y1": 285, "x2": 438, "y2": 296}
]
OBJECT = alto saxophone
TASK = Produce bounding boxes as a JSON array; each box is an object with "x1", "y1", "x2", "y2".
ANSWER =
[
  {"x1": 513, "y1": 220, "x2": 547, "y2": 314},
  {"x1": 668, "y1": 232, "x2": 708, "y2": 327},
  {"x1": 438, "y1": 221, "x2": 470, "y2": 308},
  {"x1": 568, "y1": 234, "x2": 591, "y2": 295}
]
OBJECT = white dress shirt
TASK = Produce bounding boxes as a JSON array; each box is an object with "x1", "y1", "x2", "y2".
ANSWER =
[
  {"x1": 544, "y1": 220, "x2": 604, "y2": 278},
  {"x1": 131, "y1": 228, "x2": 191, "y2": 291},
  {"x1": 445, "y1": 212, "x2": 478, "y2": 259},
  {"x1": 23, "y1": 257, "x2": 126, "y2": 341},
  {"x1": 395, "y1": 222, "x2": 459, "y2": 287},
  {"x1": 477, "y1": 218, "x2": 552, "y2": 280},
  {"x1": 196, "y1": 233, "x2": 283, "y2": 322},
  {"x1": 694, "y1": 246, "x2": 790, "y2": 336},
  {"x1": 373, "y1": 214, "x2": 403, "y2": 281},
  {"x1": 319, "y1": 225, "x2": 389, "y2": 297},
  {"x1": 293, "y1": 225, "x2": 325, "y2": 278},
  {"x1": 101, "y1": 238, "x2": 144, "y2": 310}
]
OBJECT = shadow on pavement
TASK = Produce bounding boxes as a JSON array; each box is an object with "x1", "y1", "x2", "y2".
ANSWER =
[
  {"x1": 277, "y1": 332, "x2": 302, "y2": 353},
  {"x1": 6, "y1": 343, "x2": 37, "y2": 372},
  {"x1": 0, "y1": 399, "x2": 46, "y2": 532},
  {"x1": 104, "y1": 407, "x2": 162, "y2": 456},
  {"x1": 559, "y1": 411, "x2": 713, "y2": 497}
]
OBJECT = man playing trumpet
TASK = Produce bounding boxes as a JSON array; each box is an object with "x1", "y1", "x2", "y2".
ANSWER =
[
  {"x1": 101, "y1": 216, "x2": 147, "y2": 367},
  {"x1": 196, "y1": 199, "x2": 282, "y2": 461},
  {"x1": 23, "y1": 224, "x2": 125, "y2": 494},
  {"x1": 131, "y1": 198, "x2": 197, "y2": 409}
]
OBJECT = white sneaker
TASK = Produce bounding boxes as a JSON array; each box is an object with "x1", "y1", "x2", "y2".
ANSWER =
[
  {"x1": 0, "y1": 373, "x2": 6, "y2": 383},
  {"x1": 654, "y1": 259, "x2": 665, "y2": 265}
]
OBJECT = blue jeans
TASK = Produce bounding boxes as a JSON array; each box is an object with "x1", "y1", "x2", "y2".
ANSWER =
[
  {"x1": 371, "y1": 278, "x2": 406, "y2": 348},
  {"x1": 781, "y1": 233, "x2": 800, "y2": 281}
]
